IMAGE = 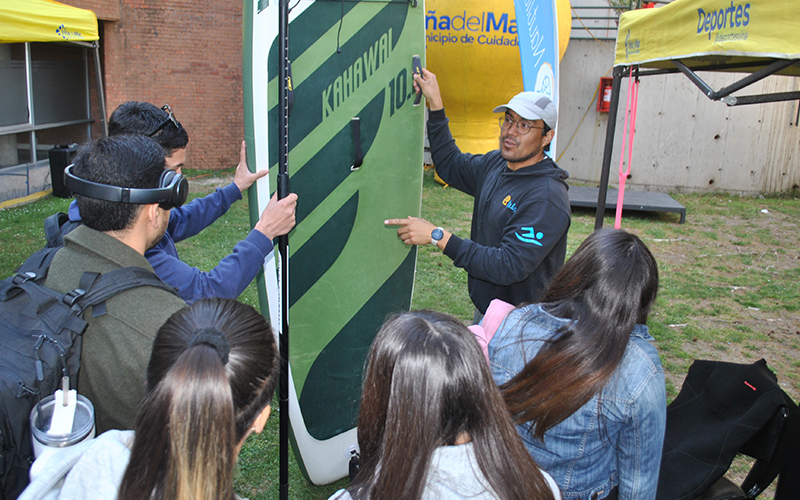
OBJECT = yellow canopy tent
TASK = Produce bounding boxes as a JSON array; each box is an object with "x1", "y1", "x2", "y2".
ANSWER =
[
  {"x1": 0, "y1": 0, "x2": 98, "y2": 43},
  {"x1": 0, "y1": 0, "x2": 107, "y2": 135},
  {"x1": 616, "y1": 0, "x2": 800, "y2": 76},
  {"x1": 593, "y1": 0, "x2": 800, "y2": 228}
]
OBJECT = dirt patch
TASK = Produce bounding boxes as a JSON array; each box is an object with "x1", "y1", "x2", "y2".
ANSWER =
[
  {"x1": 618, "y1": 197, "x2": 800, "y2": 397},
  {"x1": 620, "y1": 198, "x2": 800, "y2": 498},
  {"x1": 187, "y1": 173, "x2": 234, "y2": 188}
]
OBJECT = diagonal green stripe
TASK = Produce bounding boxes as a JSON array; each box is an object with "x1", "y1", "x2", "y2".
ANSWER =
[
  {"x1": 288, "y1": 166, "x2": 362, "y2": 259},
  {"x1": 298, "y1": 247, "x2": 416, "y2": 440},
  {"x1": 269, "y1": 53, "x2": 398, "y2": 182},
  {"x1": 275, "y1": 13, "x2": 416, "y2": 255},
  {"x1": 267, "y1": 1, "x2": 386, "y2": 109}
]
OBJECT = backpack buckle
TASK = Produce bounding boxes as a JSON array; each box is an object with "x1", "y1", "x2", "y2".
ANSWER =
[
  {"x1": 63, "y1": 288, "x2": 86, "y2": 307},
  {"x1": 12, "y1": 271, "x2": 38, "y2": 284}
]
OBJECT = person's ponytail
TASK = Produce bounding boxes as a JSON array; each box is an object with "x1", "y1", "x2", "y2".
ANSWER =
[
  {"x1": 119, "y1": 299, "x2": 280, "y2": 500},
  {"x1": 119, "y1": 344, "x2": 236, "y2": 500}
]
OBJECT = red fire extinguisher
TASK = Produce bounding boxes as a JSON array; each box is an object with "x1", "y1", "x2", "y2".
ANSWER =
[{"x1": 597, "y1": 77, "x2": 613, "y2": 113}]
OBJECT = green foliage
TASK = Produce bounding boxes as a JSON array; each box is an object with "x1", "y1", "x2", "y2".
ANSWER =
[{"x1": 0, "y1": 196, "x2": 71, "y2": 271}]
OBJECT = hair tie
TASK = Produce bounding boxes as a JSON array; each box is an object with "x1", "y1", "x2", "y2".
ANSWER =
[{"x1": 188, "y1": 327, "x2": 230, "y2": 364}]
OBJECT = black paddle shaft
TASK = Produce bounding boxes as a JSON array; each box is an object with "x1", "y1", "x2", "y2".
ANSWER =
[{"x1": 277, "y1": 0, "x2": 290, "y2": 498}]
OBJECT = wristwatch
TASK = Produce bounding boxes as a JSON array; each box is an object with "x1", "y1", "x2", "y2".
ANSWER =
[{"x1": 430, "y1": 227, "x2": 444, "y2": 246}]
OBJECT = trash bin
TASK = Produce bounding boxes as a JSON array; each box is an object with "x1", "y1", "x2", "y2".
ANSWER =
[{"x1": 49, "y1": 144, "x2": 78, "y2": 198}]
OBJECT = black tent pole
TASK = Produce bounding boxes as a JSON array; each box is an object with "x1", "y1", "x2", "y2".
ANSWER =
[
  {"x1": 277, "y1": 0, "x2": 290, "y2": 498},
  {"x1": 595, "y1": 65, "x2": 625, "y2": 231},
  {"x1": 91, "y1": 43, "x2": 108, "y2": 137}
]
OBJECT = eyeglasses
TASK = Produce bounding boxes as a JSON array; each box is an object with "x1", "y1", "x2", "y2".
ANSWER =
[
  {"x1": 499, "y1": 115, "x2": 544, "y2": 135},
  {"x1": 147, "y1": 104, "x2": 182, "y2": 137}
]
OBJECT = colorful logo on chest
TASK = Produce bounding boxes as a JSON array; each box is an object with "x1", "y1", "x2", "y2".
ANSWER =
[{"x1": 502, "y1": 195, "x2": 517, "y2": 213}]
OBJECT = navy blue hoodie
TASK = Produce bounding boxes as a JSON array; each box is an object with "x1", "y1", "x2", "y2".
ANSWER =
[{"x1": 428, "y1": 108, "x2": 571, "y2": 314}]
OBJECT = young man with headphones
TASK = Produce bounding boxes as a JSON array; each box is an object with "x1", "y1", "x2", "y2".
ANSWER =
[
  {"x1": 58, "y1": 101, "x2": 297, "y2": 304},
  {"x1": 46, "y1": 135, "x2": 189, "y2": 433}
]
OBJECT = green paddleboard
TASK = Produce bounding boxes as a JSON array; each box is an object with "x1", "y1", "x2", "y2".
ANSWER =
[{"x1": 243, "y1": 0, "x2": 425, "y2": 485}]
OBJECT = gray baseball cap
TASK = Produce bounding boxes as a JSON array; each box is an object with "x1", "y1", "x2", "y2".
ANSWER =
[{"x1": 493, "y1": 92, "x2": 557, "y2": 129}]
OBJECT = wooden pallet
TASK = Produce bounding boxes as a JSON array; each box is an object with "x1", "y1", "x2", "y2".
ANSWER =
[{"x1": 569, "y1": 186, "x2": 686, "y2": 224}]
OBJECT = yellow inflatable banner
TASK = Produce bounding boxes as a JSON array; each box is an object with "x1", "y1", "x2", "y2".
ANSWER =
[
  {"x1": 426, "y1": 0, "x2": 570, "y2": 154},
  {"x1": 0, "y1": 0, "x2": 99, "y2": 44},
  {"x1": 615, "y1": 0, "x2": 800, "y2": 75}
]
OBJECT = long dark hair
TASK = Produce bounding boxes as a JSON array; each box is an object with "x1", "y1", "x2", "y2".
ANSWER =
[
  {"x1": 118, "y1": 299, "x2": 280, "y2": 500},
  {"x1": 501, "y1": 229, "x2": 659, "y2": 439},
  {"x1": 349, "y1": 310, "x2": 555, "y2": 500}
]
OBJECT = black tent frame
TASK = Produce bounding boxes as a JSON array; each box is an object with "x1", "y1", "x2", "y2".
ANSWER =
[{"x1": 594, "y1": 58, "x2": 800, "y2": 230}]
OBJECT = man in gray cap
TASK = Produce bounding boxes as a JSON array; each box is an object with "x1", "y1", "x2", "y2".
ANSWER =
[{"x1": 386, "y1": 68, "x2": 571, "y2": 321}]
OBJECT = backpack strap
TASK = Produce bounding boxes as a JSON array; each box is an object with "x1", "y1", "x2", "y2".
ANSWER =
[
  {"x1": 44, "y1": 212, "x2": 69, "y2": 248},
  {"x1": 14, "y1": 247, "x2": 61, "y2": 279},
  {"x1": 44, "y1": 212, "x2": 81, "y2": 249},
  {"x1": 0, "y1": 277, "x2": 86, "y2": 337},
  {"x1": 0, "y1": 248, "x2": 62, "y2": 301},
  {"x1": 68, "y1": 267, "x2": 179, "y2": 318}
]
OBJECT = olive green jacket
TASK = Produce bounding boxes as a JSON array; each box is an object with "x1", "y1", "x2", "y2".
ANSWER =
[{"x1": 44, "y1": 225, "x2": 186, "y2": 432}]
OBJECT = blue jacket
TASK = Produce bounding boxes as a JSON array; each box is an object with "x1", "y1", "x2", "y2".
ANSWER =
[
  {"x1": 68, "y1": 182, "x2": 273, "y2": 303},
  {"x1": 488, "y1": 304, "x2": 666, "y2": 500},
  {"x1": 427, "y1": 109, "x2": 571, "y2": 314}
]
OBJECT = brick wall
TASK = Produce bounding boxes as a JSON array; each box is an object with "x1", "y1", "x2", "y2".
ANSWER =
[{"x1": 64, "y1": 0, "x2": 243, "y2": 171}]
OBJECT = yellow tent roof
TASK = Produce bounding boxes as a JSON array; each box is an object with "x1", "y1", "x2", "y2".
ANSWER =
[
  {"x1": 0, "y1": 0, "x2": 98, "y2": 44},
  {"x1": 614, "y1": 0, "x2": 800, "y2": 76}
]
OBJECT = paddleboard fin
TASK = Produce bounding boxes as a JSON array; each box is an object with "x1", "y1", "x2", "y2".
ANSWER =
[{"x1": 348, "y1": 446, "x2": 360, "y2": 482}]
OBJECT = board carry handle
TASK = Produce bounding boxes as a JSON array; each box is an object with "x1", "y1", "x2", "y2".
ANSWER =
[
  {"x1": 412, "y1": 55, "x2": 422, "y2": 106},
  {"x1": 350, "y1": 117, "x2": 364, "y2": 171}
]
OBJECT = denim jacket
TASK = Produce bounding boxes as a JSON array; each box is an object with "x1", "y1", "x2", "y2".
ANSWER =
[{"x1": 488, "y1": 304, "x2": 666, "y2": 500}]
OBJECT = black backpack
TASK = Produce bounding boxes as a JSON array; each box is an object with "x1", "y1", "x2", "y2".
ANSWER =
[
  {"x1": 0, "y1": 247, "x2": 177, "y2": 500},
  {"x1": 43, "y1": 212, "x2": 80, "y2": 249}
]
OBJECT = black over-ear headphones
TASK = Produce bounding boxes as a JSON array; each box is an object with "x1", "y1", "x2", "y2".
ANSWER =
[{"x1": 64, "y1": 164, "x2": 189, "y2": 210}]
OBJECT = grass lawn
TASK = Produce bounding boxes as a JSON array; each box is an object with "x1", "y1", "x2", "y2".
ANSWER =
[{"x1": 2, "y1": 167, "x2": 798, "y2": 498}]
